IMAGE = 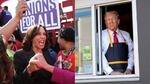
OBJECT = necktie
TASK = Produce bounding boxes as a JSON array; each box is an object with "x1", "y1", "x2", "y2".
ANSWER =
[{"x1": 114, "y1": 31, "x2": 118, "y2": 43}]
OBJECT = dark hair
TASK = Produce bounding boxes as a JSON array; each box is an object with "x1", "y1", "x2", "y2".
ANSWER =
[
  {"x1": 8, "y1": 41, "x2": 15, "y2": 44},
  {"x1": 4, "y1": 6, "x2": 8, "y2": 10},
  {"x1": 58, "y1": 27, "x2": 75, "y2": 42},
  {"x1": 22, "y1": 25, "x2": 50, "y2": 51},
  {"x1": 0, "y1": 35, "x2": 14, "y2": 84}
]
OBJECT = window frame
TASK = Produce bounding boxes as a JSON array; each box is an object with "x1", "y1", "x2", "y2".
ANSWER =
[
  {"x1": 75, "y1": 7, "x2": 94, "y2": 75},
  {"x1": 75, "y1": 0, "x2": 140, "y2": 83}
]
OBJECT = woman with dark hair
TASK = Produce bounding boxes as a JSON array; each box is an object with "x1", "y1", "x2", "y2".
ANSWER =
[
  {"x1": 14, "y1": 25, "x2": 57, "y2": 84},
  {"x1": 22, "y1": 25, "x2": 50, "y2": 51},
  {"x1": 0, "y1": 35, "x2": 14, "y2": 84},
  {"x1": 28, "y1": 27, "x2": 75, "y2": 84}
]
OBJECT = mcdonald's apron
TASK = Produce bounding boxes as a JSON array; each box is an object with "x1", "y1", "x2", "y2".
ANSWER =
[{"x1": 105, "y1": 30, "x2": 128, "y2": 73}]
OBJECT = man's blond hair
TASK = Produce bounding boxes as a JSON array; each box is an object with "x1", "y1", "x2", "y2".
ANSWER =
[{"x1": 105, "y1": 11, "x2": 119, "y2": 19}]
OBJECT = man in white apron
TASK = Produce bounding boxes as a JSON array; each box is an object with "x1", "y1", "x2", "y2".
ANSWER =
[{"x1": 102, "y1": 11, "x2": 134, "y2": 75}]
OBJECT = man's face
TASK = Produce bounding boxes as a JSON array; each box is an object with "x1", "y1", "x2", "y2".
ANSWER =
[{"x1": 105, "y1": 13, "x2": 120, "y2": 31}]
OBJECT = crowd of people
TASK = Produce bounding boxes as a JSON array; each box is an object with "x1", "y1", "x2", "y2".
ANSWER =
[{"x1": 0, "y1": 0, "x2": 75, "y2": 84}]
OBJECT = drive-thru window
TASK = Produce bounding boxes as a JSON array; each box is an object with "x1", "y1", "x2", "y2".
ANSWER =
[{"x1": 75, "y1": 0, "x2": 139, "y2": 83}]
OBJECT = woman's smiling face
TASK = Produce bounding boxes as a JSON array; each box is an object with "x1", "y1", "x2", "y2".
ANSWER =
[{"x1": 32, "y1": 27, "x2": 46, "y2": 50}]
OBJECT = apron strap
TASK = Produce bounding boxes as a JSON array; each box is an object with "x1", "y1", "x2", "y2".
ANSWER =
[
  {"x1": 107, "y1": 29, "x2": 113, "y2": 47},
  {"x1": 107, "y1": 29, "x2": 126, "y2": 47},
  {"x1": 119, "y1": 30, "x2": 126, "y2": 43}
]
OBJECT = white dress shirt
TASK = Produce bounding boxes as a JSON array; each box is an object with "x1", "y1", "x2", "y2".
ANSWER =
[{"x1": 102, "y1": 29, "x2": 134, "y2": 75}]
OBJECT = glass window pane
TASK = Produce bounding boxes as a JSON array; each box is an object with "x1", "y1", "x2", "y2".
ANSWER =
[{"x1": 75, "y1": 8, "x2": 93, "y2": 74}]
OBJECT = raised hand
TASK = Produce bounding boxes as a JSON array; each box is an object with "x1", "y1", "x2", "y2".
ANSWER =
[{"x1": 15, "y1": 0, "x2": 28, "y2": 19}]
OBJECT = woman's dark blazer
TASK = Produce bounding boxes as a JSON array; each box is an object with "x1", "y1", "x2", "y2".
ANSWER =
[{"x1": 13, "y1": 49, "x2": 57, "y2": 84}]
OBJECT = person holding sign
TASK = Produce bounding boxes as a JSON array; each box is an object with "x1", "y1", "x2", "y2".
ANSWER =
[
  {"x1": 0, "y1": 0, "x2": 27, "y2": 84},
  {"x1": 0, "y1": 0, "x2": 27, "y2": 41}
]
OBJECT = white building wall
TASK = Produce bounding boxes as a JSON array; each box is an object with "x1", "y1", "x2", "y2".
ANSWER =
[{"x1": 75, "y1": 0, "x2": 131, "y2": 9}]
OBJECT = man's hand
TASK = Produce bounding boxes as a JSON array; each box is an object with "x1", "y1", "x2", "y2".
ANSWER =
[
  {"x1": 110, "y1": 71, "x2": 123, "y2": 75},
  {"x1": 124, "y1": 69, "x2": 132, "y2": 74}
]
